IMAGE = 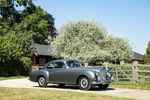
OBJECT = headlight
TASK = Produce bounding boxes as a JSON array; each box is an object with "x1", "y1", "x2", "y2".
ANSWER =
[
  {"x1": 106, "y1": 72, "x2": 111, "y2": 77},
  {"x1": 95, "y1": 72, "x2": 99, "y2": 76}
]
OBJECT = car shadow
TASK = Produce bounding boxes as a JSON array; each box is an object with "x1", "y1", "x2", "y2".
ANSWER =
[{"x1": 33, "y1": 84, "x2": 115, "y2": 91}]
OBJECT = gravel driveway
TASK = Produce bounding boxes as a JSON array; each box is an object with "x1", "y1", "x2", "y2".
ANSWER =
[{"x1": 0, "y1": 78, "x2": 150, "y2": 100}]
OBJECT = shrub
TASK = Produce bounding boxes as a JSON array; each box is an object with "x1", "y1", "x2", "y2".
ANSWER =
[
  {"x1": 20, "y1": 57, "x2": 32, "y2": 76},
  {"x1": 0, "y1": 57, "x2": 32, "y2": 77}
]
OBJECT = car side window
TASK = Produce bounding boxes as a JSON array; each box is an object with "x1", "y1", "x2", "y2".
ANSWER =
[
  {"x1": 54, "y1": 62, "x2": 65, "y2": 68},
  {"x1": 47, "y1": 62, "x2": 54, "y2": 69}
]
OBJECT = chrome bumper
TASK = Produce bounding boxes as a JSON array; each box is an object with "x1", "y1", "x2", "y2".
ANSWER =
[{"x1": 91, "y1": 80, "x2": 114, "y2": 85}]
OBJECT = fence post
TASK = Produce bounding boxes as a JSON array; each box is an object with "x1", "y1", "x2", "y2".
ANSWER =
[
  {"x1": 116, "y1": 67, "x2": 119, "y2": 82},
  {"x1": 133, "y1": 61, "x2": 139, "y2": 84},
  {"x1": 135, "y1": 65, "x2": 139, "y2": 84},
  {"x1": 105, "y1": 62, "x2": 108, "y2": 70},
  {"x1": 132, "y1": 66, "x2": 136, "y2": 83}
]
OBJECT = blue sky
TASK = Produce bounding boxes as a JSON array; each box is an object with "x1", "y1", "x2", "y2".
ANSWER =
[{"x1": 33, "y1": 0, "x2": 150, "y2": 54}]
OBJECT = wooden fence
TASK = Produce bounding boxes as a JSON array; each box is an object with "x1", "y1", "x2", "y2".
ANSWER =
[{"x1": 90, "y1": 64, "x2": 150, "y2": 84}]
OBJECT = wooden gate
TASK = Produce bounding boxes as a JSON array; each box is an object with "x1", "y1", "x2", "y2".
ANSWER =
[{"x1": 89, "y1": 64, "x2": 150, "y2": 83}]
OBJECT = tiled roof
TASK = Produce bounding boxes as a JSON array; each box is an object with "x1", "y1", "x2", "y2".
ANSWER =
[
  {"x1": 133, "y1": 51, "x2": 143, "y2": 60},
  {"x1": 33, "y1": 43, "x2": 55, "y2": 56},
  {"x1": 33, "y1": 43, "x2": 143, "y2": 60}
]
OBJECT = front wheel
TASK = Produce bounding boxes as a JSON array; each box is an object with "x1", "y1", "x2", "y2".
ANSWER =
[
  {"x1": 98, "y1": 84, "x2": 109, "y2": 89},
  {"x1": 79, "y1": 77, "x2": 92, "y2": 90},
  {"x1": 38, "y1": 76, "x2": 47, "y2": 87}
]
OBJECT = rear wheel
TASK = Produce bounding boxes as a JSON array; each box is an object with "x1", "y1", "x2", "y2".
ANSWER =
[
  {"x1": 38, "y1": 76, "x2": 47, "y2": 87},
  {"x1": 79, "y1": 77, "x2": 92, "y2": 90},
  {"x1": 98, "y1": 84, "x2": 109, "y2": 89}
]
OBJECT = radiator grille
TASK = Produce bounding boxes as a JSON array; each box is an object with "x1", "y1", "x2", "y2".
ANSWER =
[{"x1": 100, "y1": 69, "x2": 106, "y2": 82}]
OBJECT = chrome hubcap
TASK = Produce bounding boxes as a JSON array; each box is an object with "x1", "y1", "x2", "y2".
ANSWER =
[
  {"x1": 39, "y1": 77, "x2": 45, "y2": 86},
  {"x1": 81, "y1": 78, "x2": 88, "y2": 88}
]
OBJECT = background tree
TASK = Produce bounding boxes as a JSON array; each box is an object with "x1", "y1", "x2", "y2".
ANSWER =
[
  {"x1": 101, "y1": 35, "x2": 132, "y2": 63},
  {"x1": 52, "y1": 20, "x2": 109, "y2": 63},
  {"x1": 52, "y1": 20, "x2": 132, "y2": 64},
  {"x1": 0, "y1": 0, "x2": 35, "y2": 22},
  {"x1": 0, "y1": 17, "x2": 9, "y2": 36},
  {"x1": 12, "y1": 6, "x2": 49, "y2": 44},
  {"x1": 0, "y1": 32, "x2": 33, "y2": 76},
  {"x1": 43, "y1": 13, "x2": 56, "y2": 39},
  {"x1": 0, "y1": 0, "x2": 56, "y2": 44},
  {"x1": 144, "y1": 43, "x2": 150, "y2": 64},
  {"x1": 0, "y1": 0, "x2": 56, "y2": 76}
]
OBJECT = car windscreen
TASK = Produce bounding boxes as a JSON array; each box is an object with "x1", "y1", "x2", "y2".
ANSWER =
[{"x1": 66, "y1": 60, "x2": 81, "y2": 68}]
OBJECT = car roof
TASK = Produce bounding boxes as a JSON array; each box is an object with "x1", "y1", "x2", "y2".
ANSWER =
[{"x1": 51, "y1": 59, "x2": 75, "y2": 63}]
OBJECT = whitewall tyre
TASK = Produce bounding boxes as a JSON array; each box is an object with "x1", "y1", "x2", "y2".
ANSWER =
[
  {"x1": 38, "y1": 76, "x2": 47, "y2": 87},
  {"x1": 79, "y1": 77, "x2": 92, "y2": 90}
]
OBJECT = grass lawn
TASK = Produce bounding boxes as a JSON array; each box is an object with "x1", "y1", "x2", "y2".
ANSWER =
[
  {"x1": 110, "y1": 82, "x2": 150, "y2": 90},
  {"x1": 0, "y1": 87, "x2": 135, "y2": 100},
  {"x1": 0, "y1": 76, "x2": 28, "y2": 81}
]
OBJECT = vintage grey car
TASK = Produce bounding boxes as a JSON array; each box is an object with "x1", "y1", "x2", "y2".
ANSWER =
[{"x1": 30, "y1": 59, "x2": 113, "y2": 90}]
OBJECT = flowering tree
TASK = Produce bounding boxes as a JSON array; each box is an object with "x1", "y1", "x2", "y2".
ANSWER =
[
  {"x1": 52, "y1": 20, "x2": 132, "y2": 63},
  {"x1": 101, "y1": 35, "x2": 132, "y2": 62}
]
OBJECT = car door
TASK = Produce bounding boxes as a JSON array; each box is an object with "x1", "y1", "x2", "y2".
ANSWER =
[
  {"x1": 46, "y1": 62, "x2": 56, "y2": 82},
  {"x1": 47, "y1": 61, "x2": 66, "y2": 83},
  {"x1": 52, "y1": 63, "x2": 79, "y2": 84},
  {"x1": 47, "y1": 61, "x2": 78, "y2": 84},
  {"x1": 61, "y1": 68, "x2": 79, "y2": 84},
  {"x1": 52, "y1": 62, "x2": 66, "y2": 83}
]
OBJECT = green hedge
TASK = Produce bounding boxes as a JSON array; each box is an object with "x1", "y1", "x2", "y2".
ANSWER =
[{"x1": 0, "y1": 57, "x2": 32, "y2": 77}]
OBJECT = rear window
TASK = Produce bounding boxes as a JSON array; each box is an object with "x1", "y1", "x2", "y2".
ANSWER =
[{"x1": 66, "y1": 60, "x2": 81, "y2": 68}]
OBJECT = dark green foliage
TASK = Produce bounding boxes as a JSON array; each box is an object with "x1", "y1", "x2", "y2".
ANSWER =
[
  {"x1": 0, "y1": 33, "x2": 33, "y2": 76},
  {"x1": 20, "y1": 57, "x2": 32, "y2": 75},
  {"x1": 0, "y1": 57, "x2": 32, "y2": 77},
  {"x1": 144, "y1": 46, "x2": 150, "y2": 64},
  {"x1": 0, "y1": 17, "x2": 9, "y2": 36},
  {"x1": 43, "y1": 13, "x2": 56, "y2": 38},
  {"x1": 0, "y1": 31, "x2": 33, "y2": 60},
  {"x1": 0, "y1": 0, "x2": 35, "y2": 22},
  {"x1": 0, "y1": 0, "x2": 56, "y2": 76},
  {"x1": 12, "y1": 6, "x2": 49, "y2": 44},
  {"x1": 0, "y1": 0, "x2": 56, "y2": 44}
]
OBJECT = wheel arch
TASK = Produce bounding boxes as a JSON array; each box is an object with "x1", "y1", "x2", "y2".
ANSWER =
[
  {"x1": 36, "y1": 70, "x2": 49, "y2": 82},
  {"x1": 76, "y1": 75, "x2": 89, "y2": 84},
  {"x1": 76, "y1": 71, "x2": 96, "y2": 84},
  {"x1": 37, "y1": 75, "x2": 45, "y2": 81}
]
